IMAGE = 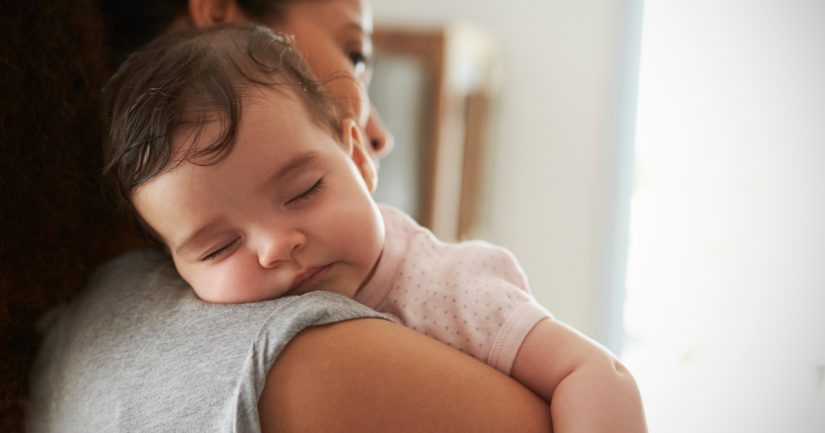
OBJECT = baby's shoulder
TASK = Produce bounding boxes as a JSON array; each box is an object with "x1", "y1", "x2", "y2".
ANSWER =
[
  {"x1": 378, "y1": 204, "x2": 530, "y2": 292},
  {"x1": 400, "y1": 236, "x2": 529, "y2": 293}
]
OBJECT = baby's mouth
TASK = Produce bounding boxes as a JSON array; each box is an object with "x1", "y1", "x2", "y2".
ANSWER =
[{"x1": 286, "y1": 264, "x2": 334, "y2": 296}]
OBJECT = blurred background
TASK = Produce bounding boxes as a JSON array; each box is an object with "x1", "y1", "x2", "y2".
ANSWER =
[{"x1": 368, "y1": 0, "x2": 825, "y2": 431}]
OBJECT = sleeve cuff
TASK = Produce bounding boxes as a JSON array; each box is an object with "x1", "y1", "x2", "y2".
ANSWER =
[{"x1": 487, "y1": 301, "x2": 552, "y2": 376}]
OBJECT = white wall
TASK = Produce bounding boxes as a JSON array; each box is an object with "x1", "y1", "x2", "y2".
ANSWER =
[{"x1": 371, "y1": 0, "x2": 638, "y2": 344}]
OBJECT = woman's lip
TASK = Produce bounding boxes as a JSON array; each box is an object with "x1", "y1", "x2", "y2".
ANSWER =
[{"x1": 286, "y1": 264, "x2": 334, "y2": 296}]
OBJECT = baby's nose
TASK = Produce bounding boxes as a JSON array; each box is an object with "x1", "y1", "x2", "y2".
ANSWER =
[{"x1": 258, "y1": 229, "x2": 306, "y2": 268}]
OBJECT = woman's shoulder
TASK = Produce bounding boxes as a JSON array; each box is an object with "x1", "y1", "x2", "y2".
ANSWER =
[
  {"x1": 96, "y1": 247, "x2": 171, "y2": 274},
  {"x1": 86, "y1": 248, "x2": 179, "y2": 296},
  {"x1": 29, "y1": 248, "x2": 387, "y2": 432}
]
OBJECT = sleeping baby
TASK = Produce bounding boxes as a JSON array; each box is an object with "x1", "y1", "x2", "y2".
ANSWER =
[{"x1": 102, "y1": 23, "x2": 647, "y2": 433}]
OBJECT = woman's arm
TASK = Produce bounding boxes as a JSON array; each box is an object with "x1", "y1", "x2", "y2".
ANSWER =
[{"x1": 259, "y1": 318, "x2": 553, "y2": 433}]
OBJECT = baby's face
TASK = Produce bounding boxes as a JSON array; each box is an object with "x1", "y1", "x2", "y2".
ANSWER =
[{"x1": 133, "y1": 90, "x2": 384, "y2": 303}]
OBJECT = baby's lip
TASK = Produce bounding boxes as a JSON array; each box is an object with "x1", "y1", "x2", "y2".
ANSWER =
[{"x1": 286, "y1": 264, "x2": 333, "y2": 296}]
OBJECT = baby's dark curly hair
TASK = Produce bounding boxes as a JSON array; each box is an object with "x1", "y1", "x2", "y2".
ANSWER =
[{"x1": 101, "y1": 24, "x2": 339, "y2": 241}]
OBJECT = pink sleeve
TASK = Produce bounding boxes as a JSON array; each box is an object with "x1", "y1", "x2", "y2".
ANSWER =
[
  {"x1": 488, "y1": 300, "x2": 551, "y2": 375},
  {"x1": 366, "y1": 207, "x2": 552, "y2": 376},
  {"x1": 451, "y1": 242, "x2": 551, "y2": 375}
]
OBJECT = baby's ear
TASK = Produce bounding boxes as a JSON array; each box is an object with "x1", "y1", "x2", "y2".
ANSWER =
[{"x1": 341, "y1": 118, "x2": 377, "y2": 193}]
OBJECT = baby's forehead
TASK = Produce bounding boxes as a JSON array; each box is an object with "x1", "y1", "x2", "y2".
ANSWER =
[
  {"x1": 132, "y1": 93, "x2": 346, "y2": 241},
  {"x1": 170, "y1": 88, "x2": 324, "y2": 162}
]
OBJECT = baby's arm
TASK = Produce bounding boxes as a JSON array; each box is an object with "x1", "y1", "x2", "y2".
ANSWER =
[{"x1": 511, "y1": 318, "x2": 648, "y2": 433}]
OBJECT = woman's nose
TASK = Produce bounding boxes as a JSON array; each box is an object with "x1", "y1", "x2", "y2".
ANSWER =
[
  {"x1": 258, "y1": 229, "x2": 306, "y2": 268},
  {"x1": 365, "y1": 104, "x2": 394, "y2": 161}
]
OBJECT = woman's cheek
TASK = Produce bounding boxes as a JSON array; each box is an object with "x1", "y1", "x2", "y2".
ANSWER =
[
  {"x1": 323, "y1": 66, "x2": 370, "y2": 125},
  {"x1": 354, "y1": 81, "x2": 370, "y2": 126}
]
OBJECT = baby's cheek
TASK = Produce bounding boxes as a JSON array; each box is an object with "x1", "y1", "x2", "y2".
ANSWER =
[
  {"x1": 210, "y1": 263, "x2": 264, "y2": 304},
  {"x1": 183, "y1": 260, "x2": 253, "y2": 304},
  {"x1": 186, "y1": 270, "x2": 233, "y2": 304},
  {"x1": 347, "y1": 209, "x2": 385, "y2": 283},
  {"x1": 215, "y1": 258, "x2": 295, "y2": 304}
]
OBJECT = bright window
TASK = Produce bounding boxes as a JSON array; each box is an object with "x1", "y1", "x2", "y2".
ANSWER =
[{"x1": 622, "y1": 1, "x2": 825, "y2": 431}]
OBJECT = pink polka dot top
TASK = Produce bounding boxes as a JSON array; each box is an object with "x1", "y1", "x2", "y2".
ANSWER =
[{"x1": 354, "y1": 205, "x2": 552, "y2": 376}]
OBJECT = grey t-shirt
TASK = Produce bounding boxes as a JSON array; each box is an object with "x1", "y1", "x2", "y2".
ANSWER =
[{"x1": 28, "y1": 249, "x2": 388, "y2": 432}]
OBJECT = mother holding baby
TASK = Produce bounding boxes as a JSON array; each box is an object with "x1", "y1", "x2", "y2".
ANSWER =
[{"x1": 1, "y1": 0, "x2": 559, "y2": 431}]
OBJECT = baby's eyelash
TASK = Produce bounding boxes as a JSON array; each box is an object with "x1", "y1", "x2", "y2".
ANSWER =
[
  {"x1": 287, "y1": 178, "x2": 325, "y2": 205},
  {"x1": 202, "y1": 238, "x2": 239, "y2": 262}
]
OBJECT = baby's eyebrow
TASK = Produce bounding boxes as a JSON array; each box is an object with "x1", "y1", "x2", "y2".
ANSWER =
[
  {"x1": 263, "y1": 150, "x2": 321, "y2": 188},
  {"x1": 176, "y1": 218, "x2": 227, "y2": 257}
]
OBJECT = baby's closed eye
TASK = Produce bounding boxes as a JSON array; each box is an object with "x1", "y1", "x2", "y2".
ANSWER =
[
  {"x1": 286, "y1": 178, "x2": 326, "y2": 206},
  {"x1": 202, "y1": 237, "x2": 241, "y2": 262}
]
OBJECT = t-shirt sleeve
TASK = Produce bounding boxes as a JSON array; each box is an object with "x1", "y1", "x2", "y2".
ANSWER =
[
  {"x1": 28, "y1": 249, "x2": 389, "y2": 433},
  {"x1": 226, "y1": 292, "x2": 390, "y2": 433}
]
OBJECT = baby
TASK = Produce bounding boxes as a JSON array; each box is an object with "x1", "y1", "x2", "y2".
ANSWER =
[{"x1": 102, "y1": 24, "x2": 646, "y2": 432}]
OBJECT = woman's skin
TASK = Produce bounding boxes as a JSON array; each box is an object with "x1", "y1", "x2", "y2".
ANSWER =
[
  {"x1": 170, "y1": 0, "x2": 554, "y2": 431},
  {"x1": 260, "y1": 318, "x2": 554, "y2": 433}
]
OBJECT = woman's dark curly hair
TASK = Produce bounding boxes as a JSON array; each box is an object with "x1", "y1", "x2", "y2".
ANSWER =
[
  {"x1": 1, "y1": 1, "x2": 304, "y2": 430},
  {"x1": 99, "y1": 0, "x2": 304, "y2": 66},
  {"x1": 0, "y1": 1, "x2": 115, "y2": 430}
]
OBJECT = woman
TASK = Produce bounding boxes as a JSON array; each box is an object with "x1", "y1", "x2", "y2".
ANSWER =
[
  {"x1": 6, "y1": 0, "x2": 554, "y2": 431},
  {"x1": 101, "y1": 0, "x2": 394, "y2": 162}
]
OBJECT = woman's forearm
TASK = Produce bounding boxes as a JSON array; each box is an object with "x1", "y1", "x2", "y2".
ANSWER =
[{"x1": 259, "y1": 318, "x2": 553, "y2": 433}]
